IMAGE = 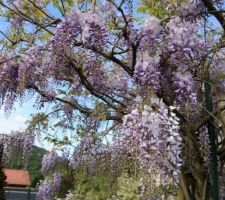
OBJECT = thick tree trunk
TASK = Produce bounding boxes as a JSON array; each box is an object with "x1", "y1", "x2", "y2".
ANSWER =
[
  {"x1": 176, "y1": 120, "x2": 210, "y2": 200},
  {"x1": 177, "y1": 76, "x2": 220, "y2": 200}
]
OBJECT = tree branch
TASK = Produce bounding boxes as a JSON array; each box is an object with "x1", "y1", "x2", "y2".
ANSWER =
[
  {"x1": 192, "y1": 105, "x2": 225, "y2": 132},
  {"x1": 202, "y1": 0, "x2": 225, "y2": 32},
  {"x1": 28, "y1": 85, "x2": 122, "y2": 122}
]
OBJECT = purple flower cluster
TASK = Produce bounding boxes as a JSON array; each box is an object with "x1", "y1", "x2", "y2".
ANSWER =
[
  {"x1": 69, "y1": 133, "x2": 95, "y2": 169},
  {"x1": 165, "y1": 16, "x2": 204, "y2": 57},
  {"x1": 51, "y1": 11, "x2": 81, "y2": 58},
  {"x1": 37, "y1": 179, "x2": 53, "y2": 200},
  {"x1": 5, "y1": 131, "x2": 35, "y2": 160},
  {"x1": 51, "y1": 10, "x2": 108, "y2": 56},
  {"x1": 114, "y1": 98, "x2": 182, "y2": 183},
  {"x1": 41, "y1": 151, "x2": 57, "y2": 174},
  {"x1": 179, "y1": 0, "x2": 205, "y2": 20},
  {"x1": 80, "y1": 11, "x2": 108, "y2": 48},
  {"x1": 18, "y1": 46, "x2": 44, "y2": 89},
  {"x1": 106, "y1": 69, "x2": 129, "y2": 93},
  {"x1": 37, "y1": 171, "x2": 62, "y2": 200},
  {"x1": 173, "y1": 70, "x2": 197, "y2": 105},
  {"x1": 0, "y1": 54, "x2": 19, "y2": 112},
  {"x1": 198, "y1": 126, "x2": 210, "y2": 165},
  {"x1": 143, "y1": 16, "x2": 161, "y2": 37},
  {"x1": 53, "y1": 171, "x2": 62, "y2": 191},
  {"x1": 134, "y1": 52, "x2": 161, "y2": 90},
  {"x1": 82, "y1": 51, "x2": 106, "y2": 91},
  {"x1": 139, "y1": 16, "x2": 161, "y2": 52}
]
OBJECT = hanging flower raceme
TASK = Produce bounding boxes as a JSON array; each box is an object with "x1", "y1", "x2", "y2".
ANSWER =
[
  {"x1": 51, "y1": 10, "x2": 81, "y2": 58},
  {"x1": 18, "y1": 46, "x2": 44, "y2": 90},
  {"x1": 139, "y1": 16, "x2": 161, "y2": 52},
  {"x1": 0, "y1": 53, "x2": 19, "y2": 112},
  {"x1": 179, "y1": 0, "x2": 205, "y2": 20},
  {"x1": 82, "y1": 51, "x2": 107, "y2": 91},
  {"x1": 69, "y1": 133, "x2": 96, "y2": 169},
  {"x1": 173, "y1": 69, "x2": 197, "y2": 105},
  {"x1": 106, "y1": 69, "x2": 129, "y2": 93},
  {"x1": 114, "y1": 98, "x2": 182, "y2": 183},
  {"x1": 37, "y1": 171, "x2": 62, "y2": 200},
  {"x1": 164, "y1": 16, "x2": 205, "y2": 62},
  {"x1": 51, "y1": 10, "x2": 108, "y2": 57},
  {"x1": 4, "y1": 131, "x2": 35, "y2": 160},
  {"x1": 198, "y1": 126, "x2": 210, "y2": 166},
  {"x1": 41, "y1": 150, "x2": 57, "y2": 174},
  {"x1": 80, "y1": 11, "x2": 108, "y2": 48},
  {"x1": 134, "y1": 52, "x2": 161, "y2": 90},
  {"x1": 143, "y1": 16, "x2": 161, "y2": 37}
]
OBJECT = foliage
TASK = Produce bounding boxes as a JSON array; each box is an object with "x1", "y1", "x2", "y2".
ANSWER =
[{"x1": 63, "y1": 164, "x2": 177, "y2": 200}]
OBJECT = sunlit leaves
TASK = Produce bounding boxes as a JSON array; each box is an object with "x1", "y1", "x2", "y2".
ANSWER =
[
  {"x1": 137, "y1": 0, "x2": 188, "y2": 18},
  {"x1": 26, "y1": 113, "x2": 50, "y2": 133},
  {"x1": 52, "y1": 0, "x2": 75, "y2": 12},
  {"x1": 44, "y1": 136, "x2": 71, "y2": 147}
]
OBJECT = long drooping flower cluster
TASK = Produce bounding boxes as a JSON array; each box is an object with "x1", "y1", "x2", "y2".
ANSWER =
[
  {"x1": 113, "y1": 98, "x2": 182, "y2": 182},
  {"x1": 4, "y1": 131, "x2": 35, "y2": 160},
  {"x1": 173, "y1": 70, "x2": 197, "y2": 104},
  {"x1": 37, "y1": 171, "x2": 62, "y2": 200},
  {"x1": 80, "y1": 11, "x2": 108, "y2": 48},
  {"x1": 51, "y1": 10, "x2": 107, "y2": 55},
  {"x1": 134, "y1": 52, "x2": 161, "y2": 90},
  {"x1": 198, "y1": 126, "x2": 210, "y2": 165},
  {"x1": 69, "y1": 133, "x2": 100, "y2": 169},
  {"x1": 178, "y1": 0, "x2": 204, "y2": 20},
  {"x1": 18, "y1": 46, "x2": 46, "y2": 89},
  {"x1": 51, "y1": 11, "x2": 81, "y2": 58},
  {"x1": 41, "y1": 151, "x2": 57, "y2": 174},
  {"x1": 38, "y1": 150, "x2": 63, "y2": 199},
  {"x1": 0, "y1": 54, "x2": 19, "y2": 112}
]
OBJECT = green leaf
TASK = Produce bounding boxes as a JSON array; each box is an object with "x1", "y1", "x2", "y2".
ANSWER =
[
  {"x1": 53, "y1": 0, "x2": 58, "y2": 8},
  {"x1": 66, "y1": 0, "x2": 75, "y2": 7}
]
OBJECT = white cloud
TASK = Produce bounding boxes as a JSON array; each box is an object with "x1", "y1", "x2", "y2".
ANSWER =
[{"x1": 15, "y1": 115, "x2": 27, "y2": 123}]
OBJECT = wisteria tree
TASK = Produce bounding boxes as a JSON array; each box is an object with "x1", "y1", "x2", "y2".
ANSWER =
[{"x1": 0, "y1": 0, "x2": 225, "y2": 199}]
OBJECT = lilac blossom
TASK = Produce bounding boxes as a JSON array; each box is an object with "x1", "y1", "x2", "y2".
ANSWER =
[
  {"x1": 134, "y1": 52, "x2": 161, "y2": 90},
  {"x1": 41, "y1": 151, "x2": 57, "y2": 174},
  {"x1": 5, "y1": 131, "x2": 35, "y2": 160},
  {"x1": 143, "y1": 16, "x2": 161, "y2": 36},
  {"x1": 53, "y1": 172, "x2": 62, "y2": 191},
  {"x1": 80, "y1": 11, "x2": 108, "y2": 48},
  {"x1": 179, "y1": 0, "x2": 205, "y2": 20},
  {"x1": 37, "y1": 171, "x2": 62, "y2": 200},
  {"x1": 173, "y1": 70, "x2": 197, "y2": 104},
  {"x1": 37, "y1": 179, "x2": 53, "y2": 200},
  {"x1": 113, "y1": 98, "x2": 182, "y2": 183}
]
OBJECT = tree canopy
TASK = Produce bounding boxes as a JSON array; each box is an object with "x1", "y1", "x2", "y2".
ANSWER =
[{"x1": 0, "y1": 0, "x2": 225, "y2": 199}]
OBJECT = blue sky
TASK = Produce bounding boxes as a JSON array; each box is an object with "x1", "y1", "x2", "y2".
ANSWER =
[
  {"x1": 0, "y1": 100, "x2": 34, "y2": 133},
  {"x1": 0, "y1": 98, "x2": 54, "y2": 149}
]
